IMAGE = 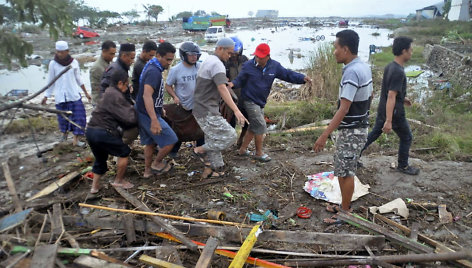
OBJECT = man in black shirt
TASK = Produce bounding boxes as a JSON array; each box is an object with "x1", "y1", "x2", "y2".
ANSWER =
[
  {"x1": 131, "y1": 40, "x2": 157, "y2": 100},
  {"x1": 361, "y1": 36, "x2": 420, "y2": 175}
]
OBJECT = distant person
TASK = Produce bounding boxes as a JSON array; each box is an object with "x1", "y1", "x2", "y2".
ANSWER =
[
  {"x1": 313, "y1": 30, "x2": 373, "y2": 224},
  {"x1": 223, "y1": 36, "x2": 249, "y2": 148},
  {"x1": 360, "y1": 36, "x2": 420, "y2": 175},
  {"x1": 86, "y1": 69, "x2": 137, "y2": 193},
  {"x1": 135, "y1": 42, "x2": 177, "y2": 179},
  {"x1": 100, "y1": 43, "x2": 135, "y2": 103},
  {"x1": 131, "y1": 40, "x2": 157, "y2": 101},
  {"x1": 41, "y1": 41, "x2": 91, "y2": 147},
  {"x1": 193, "y1": 38, "x2": 247, "y2": 178},
  {"x1": 228, "y1": 43, "x2": 311, "y2": 162},
  {"x1": 89, "y1": 40, "x2": 116, "y2": 105},
  {"x1": 165, "y1": 41, "x2": 205, "y2": 158}
]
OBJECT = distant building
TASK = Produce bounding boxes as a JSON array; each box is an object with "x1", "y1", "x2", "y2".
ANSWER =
[
  {"x1": 255, "y1": 10, "x2": 279, "y2": 18},
  {"x1": 448, "y1": 0, "x2": 471, "y2": 21},
  {"x1": 416, "y1": 1, "x2": 446, "y2": 20}
]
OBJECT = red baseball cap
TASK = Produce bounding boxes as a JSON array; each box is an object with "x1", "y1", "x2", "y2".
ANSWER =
[{"x1": 253, "y1": 43, "x2": 270, "y2": 58}]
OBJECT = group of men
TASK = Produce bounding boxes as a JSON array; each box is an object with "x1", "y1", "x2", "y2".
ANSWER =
[{"x1": 43, "y1": 29, "x2": 419, "y2": 224}]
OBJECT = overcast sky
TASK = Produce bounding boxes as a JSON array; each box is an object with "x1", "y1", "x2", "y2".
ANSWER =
[{"x1": 83, "y1": 0, "x2": 440, "y2": 19}]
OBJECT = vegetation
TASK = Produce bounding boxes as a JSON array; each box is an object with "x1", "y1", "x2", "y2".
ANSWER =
[
  {"x1": 144, "y1": 4, "x2": 164, "y2": 22},
  {"x1": 2, "y1": 116, "x2": 57, "y2": 134}
]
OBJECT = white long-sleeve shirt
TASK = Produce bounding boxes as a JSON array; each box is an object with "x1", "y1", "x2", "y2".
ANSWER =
[{"x1": 45, "y1": 59, "x2": 84, "y2": 104}]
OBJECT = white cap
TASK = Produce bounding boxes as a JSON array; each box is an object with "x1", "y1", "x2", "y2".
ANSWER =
[{"x1": 55, "y1": 41, "x2": 68, "y2": 51}]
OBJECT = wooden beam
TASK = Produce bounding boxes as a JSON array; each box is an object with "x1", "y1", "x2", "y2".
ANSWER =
[
  {"x1": 112, "y1": 186, "x2": 198, "y2": 252},
  {"x1": 139, "y1": 254, "x2": 185, "y2": 268},
  {"x1": 122, "y1": 214, "x2": 136, "y2": 245},
  {"x1": 26, "y1": 171, "x2": 80, "y2": 202},
  {"x1": 195, "y1": 237, "x2": 219, "y2": 268},
  {"x1": 154, "y1": 245, "x2": 183, "y2": 266},
  {"x1": 2, "y1": 162, "x2": 23, "y2": 212},
  {"x1": 51, "y1": 203, "x2": 64, "y2": 240},
  {"x1": 30, "y1": 244, "x2": 58, "y2": 268},
  {"x1": 337, "y1": 212, "x2": 433, "y2": 253},
  {"x1": 61, "y1": 215, "x2": 385, "y2": 251}
]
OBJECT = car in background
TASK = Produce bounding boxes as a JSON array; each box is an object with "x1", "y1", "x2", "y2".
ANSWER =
[
  {"x1": 204, "y1": 26, "x2": 225, "y2": 42},
  {"x1": 73, "y1": 26, "x2": 99, "y2": 39}
]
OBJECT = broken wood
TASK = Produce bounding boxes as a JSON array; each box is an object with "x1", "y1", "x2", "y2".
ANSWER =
[
  {"x1": 20, "y1": 104, "x2": 72, "y2": 115},
  {"x1": 270, "y1": 125, "x2": 327, "y2": 134},
  {"x1": 139, "y1": 254, "x2": 185, "y2": 268},
  {"x1": 153, "y1": 232, "x2": 289, "y2": 268},
  {"x1": 51, "y1": 203, "x2": 64, "y2": 240},
  {"x1": 26, "y1": 170, "x2": 81, "y2": 202},
  {"x1": 0, "y1": 251, "x2": 31, "y2": 268},
  {"x1": 229, "y1": 225, "x2": 262, "y2": 268},
  {"x1": 122, "y1": 214, "x2": 136, "y2": 245},
  {"x1": 337, "y1": 212, "x2": 433, "y2": 253},
  {"x1": 155, "y1": 243, "x2": 183, "y2": 266},
  {"x1": 74, "y1": 255, "x2": 128, "y2": 268},
  {"x1": 62, "y1": 215, "x2": 385, "y2": 251},
  {"x1": 195, "y1": 237, "x2": 219, "y2": 268},
  {"x1": 283, "y1": 250, "x2": 472, "y2": 267},
  {"x1": 2, "y1": 162, "x2": 23, "y2": 212},
  {"x1": 0, "y1": 208, "x2": 33, "y2": 233},
  {"x1": 78, "y1": 202, "x2": 252, "y2": 227},
  {"x1": 91, "y1": 250, "x2": 133, "y2": 267},
  {"x1": 112, "y1": 186, "x2": 198, "y2": 252},
  {"x1": 372, "y1": 212, "x2": 472, "y2": 268},
  {"x1": 30, "y1": 244, "x2": 58, "y2": 268}
]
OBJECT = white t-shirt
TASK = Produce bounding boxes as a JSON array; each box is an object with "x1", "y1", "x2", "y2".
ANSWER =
[{"x1": 166, "y1": 62, "x2": 200, "y2": 110}]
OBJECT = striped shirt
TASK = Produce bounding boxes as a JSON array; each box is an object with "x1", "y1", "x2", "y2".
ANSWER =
[{"x1": 338, "y1": 57, "x2": 373, "y2": 129}]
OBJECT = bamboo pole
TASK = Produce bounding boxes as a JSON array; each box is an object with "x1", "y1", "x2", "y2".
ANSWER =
[
  {"x1": 229, "y1": 225, "x2": 262, "y2": 268},
  {"x1": 78, "y1": 203, "x2": 253, "y2": 227}
]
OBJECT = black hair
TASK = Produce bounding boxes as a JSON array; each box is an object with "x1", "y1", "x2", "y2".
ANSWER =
[
  {"x1": 142, "y1": 40, "x2": 158, "y2": 52},
  {"x1": 110, "y1": 69, "x2": 128, "y2": 87},
  {"x1": 335, "y1": 29, "x2": 359, "y2": 55},
  {"x1": 101, "y1": 40, "x2": 116, "y2": 50},
  {"x1": 392, "y1": 36, "x2": 413, "y2": 56},
  {"x1": 156, "y1": 41, "x2": 176, "y2": 57}
]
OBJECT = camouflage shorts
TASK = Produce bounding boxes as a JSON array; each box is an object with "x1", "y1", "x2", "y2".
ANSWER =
[{"x1": 334, "y1": 128, "x2": 368, "y2": 178}]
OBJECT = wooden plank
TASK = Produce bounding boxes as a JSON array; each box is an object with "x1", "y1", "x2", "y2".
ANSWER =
[
  {"x1": 26, "y1": 171, "x2": 80, "y2": 202},
  {"x1": 139, "y1": 254, "x2": 185, "y2": 268},
  {"x1": 30, "y1": 244, "x2": 58, "y2": 268},
  {"x1": 2, "y1": 162, "x2": 23, "y2": 212},
  {"x1": 73, "y1": 255, "x2": 128, "y2": 268},
  {"x1": 372, "y1": 213, "x2": 472, "y2": 268},
  {"x1": 112, "y1": 186, "x2": 198, "y2": 252},
  {"x1": 91, "y1": 250, "x2": 134, "y2": 267},
  {"x1": 122, "y1": 214, "x2": 136, "y2": 245},
  {"x1": 337, "y1": 212, "x2": 433, "y2": 253},
  {"x1": 229, "y1": 225, "x2": 262, "y2": 268},
  {"x1": 61, "y1": 215, "x2": 385, "y2": 251},
  {"x1": 155, "y1": 241, "x2": 183, "y2": 265},
  {"x1": 408, "y1": 222, "x2": 419, "y2": 255},
  {"x1": 51, "y1": 203, "x2": 63, "y2": 239},
  {"x1": 195, "y1": 237, "x2": 219, "y2": 268},
  {"x1": 0, "y1": 208, "x2": 33, "y2": 233}
]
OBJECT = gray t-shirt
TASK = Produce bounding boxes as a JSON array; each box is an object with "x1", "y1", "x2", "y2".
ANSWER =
[
  {"x1": 166, "y1": 62, "x2": 200, "y2": 110},
  {"x1": 193, "y1": 55, "x2": 228, "y2": 118}
]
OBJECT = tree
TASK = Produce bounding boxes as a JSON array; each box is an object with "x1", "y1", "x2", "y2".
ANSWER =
[
  {"x1": 1, "y1": 0, "x2": 73, "y2": 69},
  {"x1": 194, "y1": 10, "x2": 207, "y2": 17},
  {"x1": 122, "y1": 9, "x2": 139, "y2": 24},
  {"x1": 147, "y1": 5, "x2": 163, "y2": 22},
  {"x1": 443, "y1": 0, "x2": 451, "y2": 20},
  {"x1": 176, "y1": 11, "x2": 192, "y2": 19},
  {"x1": 211, "y1": 11, "x2": 221, "y2": 16}
]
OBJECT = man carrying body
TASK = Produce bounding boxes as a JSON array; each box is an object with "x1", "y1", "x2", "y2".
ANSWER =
[
  {"x1": 165, "y1": 41, "x2": 205, "y2": 158},
  {"x1": 360, "y1": 37, "x2": 420, "y2": 175},
  {"x1": 313, "y1": 30, "x2": 373, "y2": 223},
  {"x1": 42, "y1": 41, "x2": 91, "y2": 146},
  {"x1": 193, "y1": 38, "x2": 247, "y2": 178},
  {"x1": 229, "y1": 43, "x2": 311, "y2": 162},
  {"x1": 136, "y1": 42, "x2": 178, "y2": 179},
  {"x1": 101, "y1": 43, "x2": 135, "y2": 103},
  {"x1": 131, "y1": 40, "x2": 157, "y2": 101},
  {"x1": 89, "y1": 40, "x2": 116, "y2": 105}
]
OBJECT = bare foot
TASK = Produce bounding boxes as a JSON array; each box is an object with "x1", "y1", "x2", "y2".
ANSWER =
[{"x1": 111, "y1": 180, "x2": 134, "y2": 189}]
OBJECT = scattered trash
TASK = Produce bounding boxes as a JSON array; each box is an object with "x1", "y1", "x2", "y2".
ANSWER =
[
  {"x1": 223, "y1": 187, "x2": 233, "y2": 198},
  {"x1": 438, "y1": 204, "x2": 453, "y2": 223},
  {"x1": 187, "y1": 171, "x2": 199, "y2": 177},
  {"x1": 369, "y1": 198, "x2": 409, "y2": 219},
  {"x1": 0, "y1": 208, "x2": 33, "y2": 233},
  {"x1": 304, "y1": 171, "x2": 370, "y2": 204},
  {"x1": 248, "y1": 210, "x2": 278, "y2": 222},
  {"x1": 405, "y1": 70, "x2": 424, "y2": 78},
  {"x1": 207, "y1": 210, "x2": 226, "y2": 221},
  {"x1": 296, "y1": 206, "x2": 312, "y2": 219}
]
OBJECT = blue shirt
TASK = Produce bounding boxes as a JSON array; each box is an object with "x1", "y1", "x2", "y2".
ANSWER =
[
  {"x1": 232, "y1": 58, "x2": 306, "y2": 108},
  {"x1": 135, "y1": 58, "x2": 164, "y2": 116}
]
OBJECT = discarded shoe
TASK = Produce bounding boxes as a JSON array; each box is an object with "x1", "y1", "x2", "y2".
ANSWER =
[{"x1": 397, "y1": 165, "x2": 420, "y2": 175}]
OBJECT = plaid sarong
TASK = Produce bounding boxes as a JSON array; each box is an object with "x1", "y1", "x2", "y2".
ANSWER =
[{"x1": 55, "y1": 99, "x2": 86, "y2": 135}]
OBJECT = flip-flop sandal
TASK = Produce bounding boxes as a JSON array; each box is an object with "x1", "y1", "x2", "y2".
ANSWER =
[
  {"x1": 151, "y1": 162, "x2": 173, "y2": 175},
  {"x1": 237, "y1": 149, "x2": 251, "y2": 156},
  {"x1": 326, "y1": 204, "x2": 352, "y2": 213},
  {"x1": 201, "y1": 166, "x2": 226, "y2": 179},
  {"x1": 323, "y1": 215, "x2": 345, "y2": 225},
  {"x1": 192, "y1": 151, "x2": 207, "y2": 163},
  {"x1": 252, "y1": 153, "x2": 271, "y2": 162},
  {"x1": 90, "y1": 188, "x2": 100, "y2": 194}
]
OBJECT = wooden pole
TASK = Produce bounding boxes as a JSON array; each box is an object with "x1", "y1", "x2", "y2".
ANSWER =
[
  {"x1": 195, "y1": 237, "x2": 219, "y2": 268},
  {"x1": 20, "y1": 104, "x2": 72, "y2": 115},
  {"x1": 2, "y1": 162, "x2": 23, "y2": 212},
  {"x1": 229, "y1": 225, "x2": 262, "y2": 268},
  {"x1": 78, "y1": 203, "x2": 252, "y2": 227}
]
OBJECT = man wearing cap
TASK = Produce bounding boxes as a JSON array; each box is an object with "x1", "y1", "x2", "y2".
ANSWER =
[
  {"x1": 193, "y1": 37, "x2": 248, "y2": 178},
  {"x1": 229, "y1": 43, "x2": 311, "y2": 162},
  {"x1": 42, "y1": 40, "x2": 91, "y2": 147},
  {"x1": 101, "y1": 43, "x2": 135, "y2": 103},
  {"x1": 90, "y1": 40, "x2": 116, "y2": 105}
]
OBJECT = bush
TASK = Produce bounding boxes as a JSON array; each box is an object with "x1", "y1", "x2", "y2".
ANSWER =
[
  {"x1": 265, "y1": 100, "x2": 335, "y2": 129},
  {"x1": 20, "y1": 24, "x2": 41, "y2": 34}
]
